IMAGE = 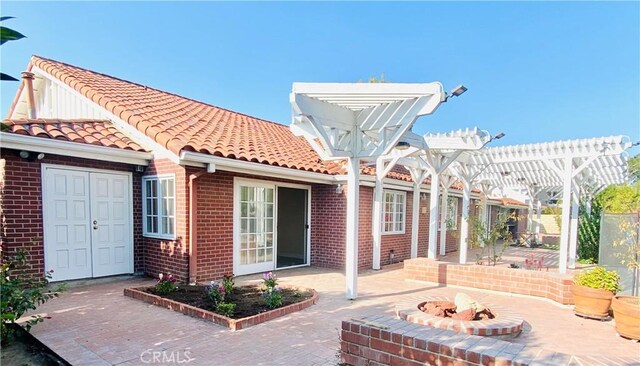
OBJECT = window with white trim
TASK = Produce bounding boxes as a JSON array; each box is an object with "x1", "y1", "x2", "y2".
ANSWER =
[
  {"x1": 142, "y1": 175, "x2": 175, "y2": 238},
  {"x1": 383, "y1": 190, "x2": 406, "y2": 234}
]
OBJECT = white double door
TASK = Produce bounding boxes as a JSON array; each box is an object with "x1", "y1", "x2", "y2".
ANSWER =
[{"x1": 43, "y1": 166, "x2": 133, "y2": 281}]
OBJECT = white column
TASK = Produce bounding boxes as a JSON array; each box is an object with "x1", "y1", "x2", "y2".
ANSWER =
[
  {"x1": 372, "y1": 161, "x2": 384, "y2": 270},
  {"x1": 439, "y1": 187, "x2": 449, "y2": 256},
  {"x1": 411, "y1": 181, "x2": 421, "y2": 258},
  {"x1": 527, "y1": 196, "x2": 534, "y2": 232},
  {"x1": 345, "y1": 157, "x2": 360, "y2": 299},
  {"x1": 585, "y1": 197, "x2": 592, "y2": 216},
  {"x1": 568, "y1": 185, "x2": 580, "y2": 269},
  {"x1": 428, "y1": 171, "x2": 440, "y2": 259},
  {"x1": 559, "y1": 157, "x2": 573, "y2": 274},
  {"x1": 459, "y1": 178, "x2": 471, "y2": 264},
  {"x1": 534, "y1": 200, "x2": 542, "y2": 240},
  {"x1": 481, "y1": 197, "x2": 489, "y2": 244}
]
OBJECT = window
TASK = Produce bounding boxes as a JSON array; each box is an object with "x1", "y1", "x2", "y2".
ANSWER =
[
  {"x1": 383, "y1": 190, "x2": 406, "y2": 234},
  {"x1": 143, "y1": 175, "x2": 175, "y2": 238},
  {"x1": 445, "y1": 196, "x2": 458, "y2": 230}
]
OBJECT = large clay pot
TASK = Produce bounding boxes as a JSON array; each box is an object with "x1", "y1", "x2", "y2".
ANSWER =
[
  {"x1": 571, "y1": 284, "x2": 614, "y2": 319},
  {"x1": 612, "y1": 296, "x2": 640, "y2": 340}
]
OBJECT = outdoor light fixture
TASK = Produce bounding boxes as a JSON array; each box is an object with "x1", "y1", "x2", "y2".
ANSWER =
[
  {"x1": 492, "y1": 132, "x2": 506, "y2": 141},
  {"x1": 395, "y1": 141, "x2": 410, "y2": 150},
  {"x1": 336, "y1": 184, "x2": 344, "y2": 194},
  {"x1": 450, "y1": 84, "x2": 467, "y2": 97},
  {"x1": 18, "y1": 151, "x2": 45, "y2": 161},
  {"x1": 501, "y1": 171, "x2": 511, "y2": 177}
]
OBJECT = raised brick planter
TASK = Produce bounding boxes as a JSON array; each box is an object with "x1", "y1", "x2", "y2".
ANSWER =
[
  {"x1": 340, "y1": 316, "x2": 619, "y2": 366},
  {"x1": 396, "y1": 296, "x2": 524, "y2": 339},
  {"x1": 124, "y1": 286, "x2": 318, "y2": 331},
  {"x1": 404, "y1": 258, "x2": 574, "y2": 305}
]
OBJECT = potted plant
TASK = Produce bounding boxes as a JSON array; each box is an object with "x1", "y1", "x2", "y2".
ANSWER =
[
  {"x1": 571, "y1": 266, "x2": 620, "y2": 319},
  {"x1": 610, "y1": 212, "x2": 639, "y2": 340}
]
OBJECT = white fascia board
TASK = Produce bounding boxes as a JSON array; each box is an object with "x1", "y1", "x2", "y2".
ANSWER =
[
  {"x1": 30, "y1": 66, "x2": 181, "y2": 164},
  {"x1": 179, "y1": 151, "x2": 337, "y2": 184},
  {"x1": 0, "y1": 132, "x2": 153, "y2": 165}
]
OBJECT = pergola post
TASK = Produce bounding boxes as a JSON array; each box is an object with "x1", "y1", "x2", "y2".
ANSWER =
[
  {"x1": 411, "y1": 180, "x2": 421, "y2": 258},
  {"x1": 534, "y1": 199, "x2": 542, "y2": 240},
  {"x1": 568, "y1": 184, "x2": 580, "y2": 269},
  {"x1": 558, "y1": 156, "x2": 573, "y2": 274},
  {"x1": 372, "y1": 159, "x2": 384, "y2": 270},
  {"x1": 439, "y1": 176, "x2": 456, "y2": 256},
  {"x1": 345, "y1": 157, "x2": 360, "y2": 299},
  {"x1": 428, "y1": 170, "x2": 440, "y2": 259},
  {"x1": 459, "y1": 177, "x2": 471, "y2": 264},
  {"x1": 527, "y1": 197, "x2": 534, "y2": 232}
]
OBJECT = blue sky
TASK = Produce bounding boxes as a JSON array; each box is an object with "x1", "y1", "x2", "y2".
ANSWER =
[{"x1": 2, "y1": 1, "x2": 639, "y2": 151}]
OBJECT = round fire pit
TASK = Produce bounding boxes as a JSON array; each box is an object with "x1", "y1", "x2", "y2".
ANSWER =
[{"x1": 396, "y1": 295, "x2": 524, "y2": 339}]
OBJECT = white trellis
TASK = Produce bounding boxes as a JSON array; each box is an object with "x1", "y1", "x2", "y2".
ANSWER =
[
  {"x1": 290, "y1": 82, "x2": 447, "y2": 299},
  {"x1": 475, "y1": 136, "x2": 633, "y2": 273}
]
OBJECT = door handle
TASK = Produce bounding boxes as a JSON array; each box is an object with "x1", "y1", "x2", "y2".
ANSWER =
[{"x1": 93, "y1": 220, "x2": 98, "y2": 230}]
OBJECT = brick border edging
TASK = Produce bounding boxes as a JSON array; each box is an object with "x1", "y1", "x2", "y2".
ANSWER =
[
  {"x1": 404, "y1": 258, "x2": 574, "y2": 305},
  {"x1": 124, "y1": 285, "x2": 319, "y2": 331}
]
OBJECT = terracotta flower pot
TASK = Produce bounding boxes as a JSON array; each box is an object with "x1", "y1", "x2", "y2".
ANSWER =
[
  {"x1": 571, "y1": 284, "x2": 614, "y2": 319},
  {"x1": 612, "y1": 296, "x2": 640, "y2": 340}
]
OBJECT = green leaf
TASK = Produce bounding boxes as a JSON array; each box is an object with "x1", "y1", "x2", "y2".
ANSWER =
[
  {"x1": 0, "y1": 26, "x2": 26, "y2": 45},
  {"x1": 0, "y1": 17, "x2": 15, "y2": 22},
  {"x1": 0, "y1": 72, "x2": 18, "y2": 81}
]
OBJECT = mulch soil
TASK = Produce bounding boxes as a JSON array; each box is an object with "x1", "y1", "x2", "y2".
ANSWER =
[{"x1": 146, "y1": 285, "x2": 312, "y2": 319}]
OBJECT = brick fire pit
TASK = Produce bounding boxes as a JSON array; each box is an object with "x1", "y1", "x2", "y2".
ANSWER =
[{"x1": 396, "y1": 295, "x2": 525, "y2": 339}]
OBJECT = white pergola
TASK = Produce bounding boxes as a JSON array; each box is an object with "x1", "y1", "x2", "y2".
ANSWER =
[
  {"x1": 474, "y1": 137, "x2": 633, "y2": 273},
  {"x1": 290, "y1": 82, "x2": 633, "y2": 299},
  {"x1": 290, "y1": 82, "x2": 447, "y2": 299},
  {"x1": 370, "y1": 128, "x2": 491, "y2": 270}
]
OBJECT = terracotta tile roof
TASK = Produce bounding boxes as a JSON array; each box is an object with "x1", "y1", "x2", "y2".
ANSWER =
[
  {"x1": 28, "y1": 56, "x2": 343, "y2": 175},
  {"x1": 3, "y1": 118, "x2": 147, "y2": 152},
  {"x1": 491, "y1": 197, "x2": 527, "y2": 207}
]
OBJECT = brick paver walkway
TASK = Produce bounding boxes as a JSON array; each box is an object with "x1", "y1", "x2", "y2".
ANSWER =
[{"x1": 26, "y1": 265, "x2": 639, "y2": 365}]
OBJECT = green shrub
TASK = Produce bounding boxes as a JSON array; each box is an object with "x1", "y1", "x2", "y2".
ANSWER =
[
  {"x1": 221, "y1": 274, "x2": 234, "y2": 295},
  {"x1": 215, "y1": 302, "x2": 236, "y2": 317},
  {"x1": 154, "y1": 273, "x2": 178, "y2": 295},
  {"x1": 1, "y1": 250, "x2": 64, "y2": 343},
  {"x1": 574, "y1": 266, "x2": 620, "y2": 293}
]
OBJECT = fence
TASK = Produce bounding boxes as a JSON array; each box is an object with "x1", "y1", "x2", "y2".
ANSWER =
[{"x1": 599, "y1": 213, "x2": 639, "y2": 296}]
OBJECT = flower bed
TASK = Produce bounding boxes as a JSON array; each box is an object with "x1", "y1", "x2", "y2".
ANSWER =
[{"x1": 124, "y1": 272, "x2": 318, "y2": 331}]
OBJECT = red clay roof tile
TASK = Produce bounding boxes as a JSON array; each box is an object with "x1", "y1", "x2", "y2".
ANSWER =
[
  {"x1": 2, "y1": 118, "x2": 147, "y2": 152},
  {"x1": 29, "y1": 56, "x2": 343, "y2": 174}
]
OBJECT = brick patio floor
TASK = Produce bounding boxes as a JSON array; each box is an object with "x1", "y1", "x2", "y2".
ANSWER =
[{"x1": 26, "y1": 265, "x2": 640, "y2": 365}]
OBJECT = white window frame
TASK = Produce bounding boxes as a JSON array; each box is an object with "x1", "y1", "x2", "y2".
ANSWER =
[
  {"x1": 142, "y1": 174, "x2": 176, "y2": 239},
  {"x1": 382, "y1": 190, "x2": 406, "y2": 235},
  {"x1": 446, "y1": 196, "x2": 459, "y2": 230}
]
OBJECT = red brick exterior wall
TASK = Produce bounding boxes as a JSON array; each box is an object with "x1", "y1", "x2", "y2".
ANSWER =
[
  {"x1": 1, "y1": 146, "x2": 483, "y2": 283},
  {"x1": 310, "y1": 184, "x2": 346, "y2": 269},
  {"x1": 0, "y1": 149, "x2": 143, "y2": 278},
  {"x1": 141, "y1": 159, "x2": 190, "y2": 281}
]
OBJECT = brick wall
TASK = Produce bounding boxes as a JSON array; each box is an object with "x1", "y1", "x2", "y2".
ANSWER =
[
  {"x1": 0, "y1": 149, "x2": 143, "y2": 278},
  {"x1": 340, "y1": 316, "x2": 584, "y2": 366},
  {"x1": 404, "y1": 258, "x2": 574, "y2": 305},
  {"x1": 142, "y1": 159, "x2": 190, "y2": 281}
]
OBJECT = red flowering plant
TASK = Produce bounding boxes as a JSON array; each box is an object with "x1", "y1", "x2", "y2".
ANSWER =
[{"x1": 154, "y1": 273, "x2": 177, "y2": 295}]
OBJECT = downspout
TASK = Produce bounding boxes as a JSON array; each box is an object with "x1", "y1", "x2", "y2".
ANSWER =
[
  {"x1": 21, "y1": 72, "x2": 37, "y2": 118},
  {"x1": 188, "y1": 171, "x2": 207, "y2": 284}
]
